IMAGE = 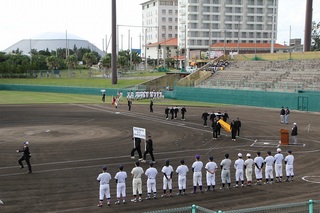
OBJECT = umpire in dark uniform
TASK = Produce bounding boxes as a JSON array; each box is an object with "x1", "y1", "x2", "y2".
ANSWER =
[
  {"x1": 234, "y1": 117, "x2": 242, "y2": 136},
  {"x1": 17, "y1": 141, "x2": 32, "y2": 173},
  {"x1": 181, "y1": 106, "x2": 187, "y2": 120},
  {"x1": 142, "y1": 136, "x2": 155, "y2": 163},
  {"x1": 165, "y1": 106, "x2": 170, "y2": 120},
  {"x1": 131, "y1": 138, "x2": 143, "y2": 160},
  {"x1": 211, "y1": 118, "x2": 218, "y2": 140}
]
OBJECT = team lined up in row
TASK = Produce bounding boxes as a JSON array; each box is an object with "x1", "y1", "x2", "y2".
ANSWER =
[{"x1": 96, "y1": 148, "x2": 294, "y2": 207}]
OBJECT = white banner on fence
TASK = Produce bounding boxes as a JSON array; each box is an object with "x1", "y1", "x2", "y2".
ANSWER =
[{"x1": 133, "y1": 127, "x2": 146, "y2": 139}]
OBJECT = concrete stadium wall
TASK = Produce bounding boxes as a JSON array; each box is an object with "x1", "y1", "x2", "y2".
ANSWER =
[
  {"x1": 170, "y1": 86, "x2": 320, "y2": 112},
  {"x1": 234, "y1": 51, "x2": 320, "y2": 61}
]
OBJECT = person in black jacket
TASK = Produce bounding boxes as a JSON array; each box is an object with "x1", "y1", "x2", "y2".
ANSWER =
[
  {"x1": 165, "y1": 107, "x2": 170, "y2": 120},
  {"x1": 142, "y1": 136, "x2": 155, "y2": 163},
  {"x1": 230, "y1": 120, "x2": 237, "y2": 141},
  {"x1": 16, "y1": 141, "x2": 32, "y2": 173},
  {"x1": 291, "y1": 123, "x2": 298, "y2": 144},
  {"x1": 170, "y1": 107, "x2": 175, "y2": 120},
  {"x1": 201, "y1": 111, "x2": 209, "y2": 127},
  {"x1": 211, "y1": 118, "x2": 218, "y2": 140},
  {"x1": 181, "y1": 106, "x2": 187, "y2": 120},
  {"x1": 234, "y1": 117, "x2": 242, "y2": 136},
  {"x1": 150, "y1": 100, "x2": 154, "y2": 113},
  {"x1": 174, "y1": 106, "x2": 179, "y2": 119},
  {"x1": 131, "y1": 138, "x2": 143, "y2": 160}
]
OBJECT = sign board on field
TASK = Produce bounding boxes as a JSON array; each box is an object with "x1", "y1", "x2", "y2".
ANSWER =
[{"x1": 133, "y1": 127, "x2": 146, "y2": 139}]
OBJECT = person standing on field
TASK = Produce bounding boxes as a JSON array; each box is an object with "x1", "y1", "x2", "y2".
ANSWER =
[
  {"x1": 97, "y1": 166, "x2": 112, "y2": 207},
  {"x1": 254, "y1": 151, "x2": 264, "y2": 185},
  {"x1": 285, "y1": 107, "x2": 290, "y2": 124},
  {"x1": 280, "y1": 106, "x2": 285, "y2": 124},
  {"x1": 191, "y1": 154, "x2": 203, "y2": 193},
  {"x1": 220, "y1": 153, "x2": 232, "y2": 189},
  {"x1": 176, "y1": 159, "x2": 189, "y2": 195},
  {"x1": 285, "y1": 150, "x2": 294, "y2": 182},
  {"x1": 142, "y1": 136, "x2": 155, "y2": 163},
  {"x1": 150, "y1": 100, "x2": 154, "y2": 113},
  {"x1": 291, "y1": 123, "x2": 298, "y2": 144},
  {"x1": 145, "y1": 161, "x2": 158, "y2": 199},
  {"x1": 274, "y1": 148, "x2": 284, "y2": 182},
  {"x1": 264, "y1": 151, "x2": 275, "y2": 184},
  {"x1": 205, "y1": 156, "x2": 218, "y2": 191},
  {"x1": 181, "y1": 106, "x2": 187, "y2": 120},
  {"x1": 234, "y1": 153, "x2": 245, "y2": 187},
  {"x1": 17, "y1": 141, "x2": 32, "y2": 174},
  {"x1": 114, "y1": 165, "x2": 127, "y2": 205},
  {"x1": 244, "y1": 153, "x2": 254, "y2": 186},
  {"x1": 130, "y1": 137, "x2": 143, "y2": 160},
  {"x1": 131, "y1": 161, "x2": 144, "y2": 202},
  {"x1": 161, "y1": 159, "x2": 174, "y2": 197}
]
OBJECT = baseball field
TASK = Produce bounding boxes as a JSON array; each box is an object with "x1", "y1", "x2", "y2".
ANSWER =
[{"x1": 0, "y1": 92, "x2": 320, "y2": 213}]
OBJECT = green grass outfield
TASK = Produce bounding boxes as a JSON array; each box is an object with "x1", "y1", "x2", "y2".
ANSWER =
[{"x1": 0, "y1": 91, "x2": 224, "y2": 107}]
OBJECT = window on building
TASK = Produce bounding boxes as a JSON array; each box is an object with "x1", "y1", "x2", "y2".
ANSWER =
[
  {"x1": 247, "y1": 8, "x2": 254, "y2": 13},
  {"x1": 212, "y1": 23, "x2": 219, "y2": 29},
  {"x1": 257, "y1": 8, "x2": 263, "y2": 14},
  {"x1": 247, "y1": 16, "x2": 254, "y2": 22},
  {"x1": 226, "y1": 0, "x2": 233, "y2": 4},
  {"x1": 248, "y1": 0, "x2": 254, "y2": 5},
  {"x1": 169, "y1": 9, "x2": 173, "y2": 14},
  {"x1": 190, "y1": 31, "x2": 198, "y2": 37},
  {"x1": 226, "y1": 7, "x2": 233, "y2": 13},
  {"x1": 168, "y1": 34, "x2": 172, "y2": 38},
  {"x1": 189, "y1": 14, "x2": 198, "y2": 20},
  {"x1": 197, "y1": 40, "x2": 202, "y2": 45},
  {"x1": 162, "y1": 26, "x2": 166, "y2": 30},
  {"x1": 226, "y1": 16, "x2": 232, "y2": 21},
  {"x1": 235, "y1": 7, "x2": 242, "y2": 13},
  {"x1": 168, "y1": 26, "x2": 173, "y2": 30},
  {"x1": 161, "y1": 33, "x2": 166, "y2": 39},
  {"x1": 203, "y1": 7, "x2": 210, "y2": 12},
  {"x1": 153, "y1": 2, "x2": 155, "y2": 6},
  {"x1": 256, "y1": 32, "x2": 261, "y2": 38},
  {"x1": 249, "y1": 32, "x2": 254, "y2": 38},
  {"x1": 256, "y1": 24, "x2": 263, "y2": 30},
  {"x1": 203, "y1": 15, "x2": 210, "y2": 21},
  {"x1": 257, "y1": 0, "x2": 263, "y2": 6},
  {"x1": 203, "y1": 31, "x2": 209, "y2": 37},
  {"x1": 212, "y1": 15, "x2": 219, "y2": 21},
  {"x1": 212, "y1": 7, "x2": 220, "y2": 12},
  {"x1": 256, "y1": 16, "x2": 263, "y2": 22},
  {"x1": 162, "y1": 17, "x2": 166, "y2": 22},
  {"x1": 190, "y1": 6, "x2": 198, "y2": 12},
  {"x1": 169, "y1": 17, "x2": 173, "y2": 22},
  {"x1": 263, "y1": 32, "x2": 268, "y2": 38},
  {"x1": 162, "y1": 9, "x2": 166, "y2": 14},
  {"x1": 235, "y1": 0, "x2": 242, "y2": 5},
  {"x1": 242, "y1": 32, "x2": 247, "y2": 38}
]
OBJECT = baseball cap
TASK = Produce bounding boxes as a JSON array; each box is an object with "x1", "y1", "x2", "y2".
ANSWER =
[
  {"x1": 293, "y1": 123, "x2": 297, "y2": 125},
  {"x1": 238, "y1": 153, "x2": 242, "y2": 157},
  {"x1": 149, "y1": 161, "x2": 154, "y2": 166},
  {"x1": 102, "y1": 166, "x2": 107, "y2": 171},
  {"x1": 195, "y1": 154, "x2": 200, "y2": 159},
  {"x1": 277, "y1": 148, "x2": 281, "y2": 152},
  {"x1": 24, "y1": 141, "x2": 29, "y2": 145},
  {"x1": 246, "y1": 153, "x2": 251, "y2": 157},
  {"x1": 119, "y1": 165, "x2": 123, "y2": 170},
  {"x1": 180, "y1": 159, "x2": 185, "y2": 164}
]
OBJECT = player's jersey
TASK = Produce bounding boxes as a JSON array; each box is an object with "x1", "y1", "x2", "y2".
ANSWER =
[
  {"x1": 97, "y1": 172, "x2": 112, "y2": 185},
  {"x1": 131, "y1": 167, "x2": 144, "y2": 178},
  {"x1": 285, "y1": 155, "x2": 294, "y2": 165},
  {"x1": 234, "y1": 159, "x2": 244, "y2": 170},
  {"x1": 244, "y1": 158, "x2": 254, "y2": 169},
  {"x1": 264, "y1": 156, "x2": 275, "y2": 166},
  {"x1": 145, "y1": 167, "x2": 158, "y2": 179},
  {"x1": 115, "y1": 171, "x2": 127, "y2": 183},
  {"x1": 161, "y1": 165, "x2": 174, "y2": 177},
  {"x1": 192, "y1": 161, "x2": 203, "y2": 172},
  {"x1": 176, "y1": 165, "x2": 189, "y2": 177},
  {"x1": 254, "y1": 156, "x2": 264, "y2": 168},
  {"x1": 220, "y1": 159, "x2": 232, "y2": 170},
  {"x1": 205, "y1": 161, "x2": 218, "y2": 173},
  {"x1": 274, "y1": 153, "x2": 284, "y2": 164}
]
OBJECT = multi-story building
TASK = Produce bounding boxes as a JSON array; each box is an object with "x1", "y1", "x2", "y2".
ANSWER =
[
  {"x1": 141, "y1": 0, "x2": 179, "y2": 58},
  {"x1": 178, "y1": 0, "x2": 278, "y2": 54}
]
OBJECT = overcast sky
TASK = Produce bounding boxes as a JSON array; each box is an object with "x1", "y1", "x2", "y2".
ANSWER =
[{"x1": 0, "y1": 0, "x2": 319, "y2": 52}]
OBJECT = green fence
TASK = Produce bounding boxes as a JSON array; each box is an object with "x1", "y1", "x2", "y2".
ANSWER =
[{"x1": 143, "y1": 200, "x2": 320, "y2": 213}]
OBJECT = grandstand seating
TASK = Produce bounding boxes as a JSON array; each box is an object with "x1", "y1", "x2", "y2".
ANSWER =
[{"x1": 197, "y1": 59, "x2": 320, "y2": 92}]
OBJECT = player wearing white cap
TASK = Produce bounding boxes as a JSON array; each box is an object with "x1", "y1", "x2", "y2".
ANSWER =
[
  {"x1": 254, "y1": 151, "x2": 264, "y2": 185},
  {"x1": 131, "y1": 161, "x2": 144, "y2": 202},
  {"x1": 191, "y1": 154, "x2": 203, "y2": 193},
  {"x1": 205, "y1": 156, "x2": 218, "y2": 191},
  {"x1": 97, "y1": 166, "x2": 112, "y2": 207},
  {"x1": 244, "y1": 153, "x2": 254, "y2": 186},
  {"x1": 274, "y1": 148, "x2": 284, "y2": 182},
  {"x1": 284, "y1": 150, "x2": 294, "y2": 182},
  {"x1": 234, "y1": 153, "x2": 245, "y2": 187},
  {"x1": 161, "y1": 160, "x2": 174, "y2": 197},
  {"x1": 220, "y1": 153, "x2": 232, "y2": 189},
  {"x1": 264, "y1": 151, "x2": 275, "y2": 184},
  {"x1": 176, "y1": 160, "x2": 189, "y2": 195},
  {"x1": 16, "y1": 141, "x2": 32, "y2": 174},
  {"x1": 145, "y1": 161, "x2": 158, "y2": 199},
  {"x1": 114, "y1": 165, "x2": 127, "y2": 204}
]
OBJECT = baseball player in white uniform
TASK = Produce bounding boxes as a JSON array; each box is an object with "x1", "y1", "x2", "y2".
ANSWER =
[
  {"x1": 205, "y1": 156, "x2": 218, "y2": 191},
  {"x1": 220, "y1": 153, "x2": 232, "y2": 189},
  {"x1": 114, "y1": 165, "x2": 127, "y2": 204},
  {"x1": 284, "y1": 150, "x2": 294, "y2": 182},
  {"x1": 244, "y1": 153, "x2": 254, "y2": 186},
  {"x1": 274, "y1": 148, "x2": 284, "y2": 182},
  {"x1": 161, "y1": 159, "x2": 174, "y2": 197},
  {"x1": 97, "y1": 166, "x2": 112, "y2": 207},
  {"x1": 234, "y1": 153, "x2": 245, "y2": 187},
  {"x1": 145, "y1": 161, "x2": 158, "y2": 199},
  {"x1": 191, "y1": 154, "x2": 203, "y2": 193},
  {"x1": 131, "y1": 161, "x2": 144, "y2": 202},
  {"x1": 175, "y1": 159, "x2": 189, "y2": 195},
  {"x1": 264, "y1": 151, "x2": 275, "y2": 184},
  {"x1": 254, "y1": 151, "x2": 264, "y2": 185}
]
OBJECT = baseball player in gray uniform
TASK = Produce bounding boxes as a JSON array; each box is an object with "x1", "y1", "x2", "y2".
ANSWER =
[
  {"x1": 244, "y1": 153, "x2": 254, "y2": 186},
  {"x1": 220, "y1": 153, "x2": 232, "y2": 189},
  {"x1": 234, "y1": 153, "x2": 245, "y2": 187},
  {"x1": 114, "y1": 165, "x2": 127, "y2": 204},
  {"x1": 145, "y1": 161, "x2": 158, "y2": 199},
  {"x1": 205, "y1": 156, "x2": 218, "y2": 191},
  {"x1": 191, "y1": 154, "x2": 203, "y2": 193},
  {"x1": 274, "y1": 148, "x2": 284, "y2": 182},
  {"x1": 284, "y1": 150, "x2": 294, "y2": 182},
  {"x1": 264, "y1": 151, "x2": 275, "y2": 184},
  {"x1": 161, "y1": 159, "x2": 174, "y2": 197},
  {"x1": 97, "y1": 166, "x2": 112, "y2": 207},
  {"x1": 254, "y1": 151, "x2": 264, "y2": 185},
  {"x1": 131, "y1": 161, "x2": 144, "y2": 202},
  {"x1": 176, "y1": 159, "x2": 189, "y2": 195}
]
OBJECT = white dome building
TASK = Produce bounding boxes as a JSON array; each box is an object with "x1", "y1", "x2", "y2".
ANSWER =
[{"x1": 4, "y1": 32, "x2": 103, "y2": 56}]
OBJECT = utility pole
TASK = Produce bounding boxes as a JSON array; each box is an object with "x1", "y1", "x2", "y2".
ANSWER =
[
  {"x1": 270, "y1": 0, "x2": 276, "y2": 53},
  {"x1": 111, "y1": 0, "x2": 117, "y2": 84},
  {"x1": 304, "y1": 0, "x2": 313, "y2": 52}
]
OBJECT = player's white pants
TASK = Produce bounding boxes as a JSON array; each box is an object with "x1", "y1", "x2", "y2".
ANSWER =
[
  {"x1": 265, "y1": 165, "x2": 274, "y2": 179},
  {"x1": 147, "y1": 178, "x2": 156, "y2": 193},
  {"x1": 206, "y1": 172, "x2": 216, "y2": 186},
  {"x1": 235, "y1": 169, "x2": 244, "y2": 181},
  {"x1": 280, "y1": 115, "x2": 285, "y2": 123},
  {"x1": 193, "y1": 171, "x2": 202, "y2": 186},
  {"x1": 255, "y1": 167, "x2": 263, "y2": 179},
  {"x1": 285, "y1": 115, "x2": 289, "y2": 123},
  {"x1": 178, "y1": 175, "x2": 187, "y2": 190},
  {"x1": 221, "y1": 169, "x2": 231, "y2": 183},
  {"x1": 132, "y1": 178, "x2": 142, "y2": 195},
  {"x1": 275, "y1": 164, "x2": 283, "y2": 177},
  {"x1": 245, "y1": 168, "x2": 253, "y2": 182},
  {"x1": 286, "y1": 165, "x2": 294, "y2": 176},
  {"x1": 163, "y1": 177, "x2": 172, "y2": 190},
  {"x1": 99, "y1": 184, "x2": 110, "y2": 200},
  {"x1": 116, "y1": 182, "x2": 126, "y2": 198}
]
